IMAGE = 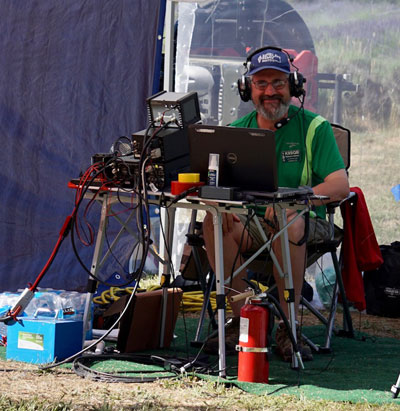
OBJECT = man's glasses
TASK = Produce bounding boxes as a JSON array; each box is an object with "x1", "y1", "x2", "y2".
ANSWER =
[{"x1": 251, "y1": 78, "x2": 288, "y2": 91}]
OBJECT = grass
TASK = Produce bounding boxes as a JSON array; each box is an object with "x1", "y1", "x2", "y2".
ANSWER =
[
  {"x1": 350, "y1": 127, "x2": 399, "y2": 245},
  {"x1": 297, "y1": 0, "x2": 400, "y2": 124},
  {"x1": 1, "y1": 300, "x2": 399, "y2": 410},
  {"x1": 0, "y1": 375, "x2": 399, "y2": 410}
]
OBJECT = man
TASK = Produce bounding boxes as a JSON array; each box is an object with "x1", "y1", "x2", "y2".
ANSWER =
[{"x1": 202, "y1": 47, "x2": 350, "y2": 361}]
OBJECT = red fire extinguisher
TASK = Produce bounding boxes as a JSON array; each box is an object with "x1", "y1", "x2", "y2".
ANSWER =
[{"x1": 236, "y1": 298, "x2": 270, "y2": 383}]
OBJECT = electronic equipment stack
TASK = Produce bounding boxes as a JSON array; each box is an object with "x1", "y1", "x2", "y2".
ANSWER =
[{"x1": 131, "y1": 91, "x2": 201, "y2": 190}]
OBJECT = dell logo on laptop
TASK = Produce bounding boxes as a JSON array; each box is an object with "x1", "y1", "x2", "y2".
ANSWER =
[{"x1": 227, "y1": 152, "x2": 238, "y2": 164}]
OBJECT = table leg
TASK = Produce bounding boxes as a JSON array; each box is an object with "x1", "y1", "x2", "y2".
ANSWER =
[
  {"x1": 82, "y1": 193, "x2": 110, "y2": 345},
  {"x1": 160, "y1": 206, "x2": 176, "y2": 348},
  {"x1": 211, "y1": 208, "x2": 226, "y2": 378},
  {"x1": 276, "y1": 208, "x2": 299, "y2": 369}
]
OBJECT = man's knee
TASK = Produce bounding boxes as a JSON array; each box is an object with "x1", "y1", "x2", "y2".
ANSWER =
[
  {"x1": 288, "y1": 217, "x2": 306, "y2": 243},
  {"x1": 203, "y1": 212, "x2": 214, "y2": 235}
]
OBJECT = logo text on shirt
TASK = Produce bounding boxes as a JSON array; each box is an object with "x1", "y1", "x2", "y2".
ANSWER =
[{"x1": 282, "y1": 149, "x2": 300, "y2": 163}]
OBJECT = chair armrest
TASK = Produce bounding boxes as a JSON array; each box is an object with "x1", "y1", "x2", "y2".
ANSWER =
[{"x1": 326, "y1": 192, "x2": 356, "y2": 213}]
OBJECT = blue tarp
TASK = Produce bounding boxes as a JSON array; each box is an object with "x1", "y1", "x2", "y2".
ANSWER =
[{"x1": 0, "y1": 1, "x2": 163, "y2": 292}]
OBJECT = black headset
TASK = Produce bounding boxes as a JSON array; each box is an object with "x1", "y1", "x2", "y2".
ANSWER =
[{"x1": 237, "y1": 46, "x2": 306, "y2": 102}]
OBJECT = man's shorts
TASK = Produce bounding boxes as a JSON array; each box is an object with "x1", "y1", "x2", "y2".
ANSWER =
[{"x1": 237, "y1": 213, "x2": 331, "y2": 253}]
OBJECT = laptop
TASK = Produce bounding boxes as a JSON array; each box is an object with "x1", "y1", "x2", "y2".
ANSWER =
[
  {"x1": 188, "y1": 124, "x2": 278, "y2": 192},
  {"x1": 188, "y1": 124, "x2": 312, "y2": 200}
]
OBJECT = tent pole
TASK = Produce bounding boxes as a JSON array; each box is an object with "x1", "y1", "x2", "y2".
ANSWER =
[{"x1": 163, "y1": 0, "x2": 175, "y2": 91}]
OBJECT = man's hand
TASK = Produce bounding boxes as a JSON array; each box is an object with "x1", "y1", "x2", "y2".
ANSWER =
[{"x1": 222, "y1": 213, "x2": 241, "y2": 235}]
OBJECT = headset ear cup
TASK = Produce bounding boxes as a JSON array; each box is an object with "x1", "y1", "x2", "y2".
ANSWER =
[
  {"x1": 289, "y1": 72, "x2": 305, "y2": 98},
  {"x1": 238, "y1": 76, "x2": 252, "y2": 102}
]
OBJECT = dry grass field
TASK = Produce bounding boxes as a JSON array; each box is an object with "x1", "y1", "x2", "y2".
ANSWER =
[
  {"x1": 349, "y1": 127, "x2": 399, "y2": 246},
  {"x1": 0, "y1": 310, "x2": 399, "y2": 411}
]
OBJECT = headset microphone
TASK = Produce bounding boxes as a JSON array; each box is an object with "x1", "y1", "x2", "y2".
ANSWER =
[
  {"x1": 274, "y1": 90, "x2": 306, "y2": 129},
  {"x1": 274, "y1": 117, "x2": 290, "y2": 129}
]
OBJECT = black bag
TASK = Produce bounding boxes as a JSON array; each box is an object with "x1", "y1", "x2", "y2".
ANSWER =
[{"x1": 364, "y1": 241, "x2": 400, "y2": 318}]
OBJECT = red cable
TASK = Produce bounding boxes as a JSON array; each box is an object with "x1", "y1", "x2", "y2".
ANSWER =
[
  {"x1": 74, "y1": 163, "x2": 104, "y2": 245},
  {"x1": 2, "y1": 162, "x2": 108, "y2": 321},
  {"x1": 30, "y1": 214, "x2": 74, "y2": 291},
  {"x1": 31, "y1": 162, "x2": 102, "y2": 290}
]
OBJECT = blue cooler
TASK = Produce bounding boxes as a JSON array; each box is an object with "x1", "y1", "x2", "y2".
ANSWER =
[{"x1": 6, "y1": 310, "x2": 83, "y2": 364}]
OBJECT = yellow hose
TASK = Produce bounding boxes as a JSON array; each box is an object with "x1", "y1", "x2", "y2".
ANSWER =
[{"x1": 93, "y1": 286, "x2": 232, "y2": 313}]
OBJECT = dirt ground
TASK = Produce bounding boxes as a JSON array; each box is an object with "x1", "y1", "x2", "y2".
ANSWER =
[
  {"x1": 300, "y1": 308, "x2": 400, "y2": 340},
  {"x1": 0, "y1": 311, "x2": 398, "y2": 410}
]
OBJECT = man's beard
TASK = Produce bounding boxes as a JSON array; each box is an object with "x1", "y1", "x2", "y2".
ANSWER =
[{"x1": 256, "y1": 95, "x2": 291, "y2": 121}]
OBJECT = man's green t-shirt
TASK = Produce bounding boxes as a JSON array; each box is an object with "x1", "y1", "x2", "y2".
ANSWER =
[{"x1": 230, "y1": 106, "x2": 345, "y2": 218}]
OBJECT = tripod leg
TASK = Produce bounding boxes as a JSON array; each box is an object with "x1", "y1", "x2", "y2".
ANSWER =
[{"x1": 192, "y1": 272, "x2": 217, "y2": 345}]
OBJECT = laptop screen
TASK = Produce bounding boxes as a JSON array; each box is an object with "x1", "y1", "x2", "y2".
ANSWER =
[{"x1": 188, "y1": 124, "x2": 278, "y2": 192}]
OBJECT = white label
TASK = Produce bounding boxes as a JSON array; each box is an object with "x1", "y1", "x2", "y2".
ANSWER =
[
  {"x1": 239, "y1": 317, "x2": 249, "y2": 343},
  {"x1": 17, "y1": 331, "x2": 44, "y2": 351}
]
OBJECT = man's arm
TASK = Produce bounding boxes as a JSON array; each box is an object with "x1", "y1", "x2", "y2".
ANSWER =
[{"x1": 311, "y1": 168, "x2": 350, "y2": 205}]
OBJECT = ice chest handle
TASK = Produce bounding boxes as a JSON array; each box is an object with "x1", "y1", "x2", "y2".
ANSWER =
[{"x1": 33, "y1": 308, "x2": 61, "y2": 319}]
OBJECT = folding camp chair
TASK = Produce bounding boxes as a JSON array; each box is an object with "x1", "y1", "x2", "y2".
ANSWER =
[{"x1": 298, "y1": 124, "x2": 355, "y2": 351}]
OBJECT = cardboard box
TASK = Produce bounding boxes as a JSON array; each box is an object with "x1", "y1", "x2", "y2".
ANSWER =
[
  {"x1": 104, "y1": 288, "x2": 182, "y2": 353},
  {"x1": 6, "y1": 317, "x2": 83, "y2": 364}
]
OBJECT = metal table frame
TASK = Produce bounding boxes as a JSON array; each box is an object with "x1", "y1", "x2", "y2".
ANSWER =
[{"x1": 80, "y1": 186, "x2": 311, "y2": 376}]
